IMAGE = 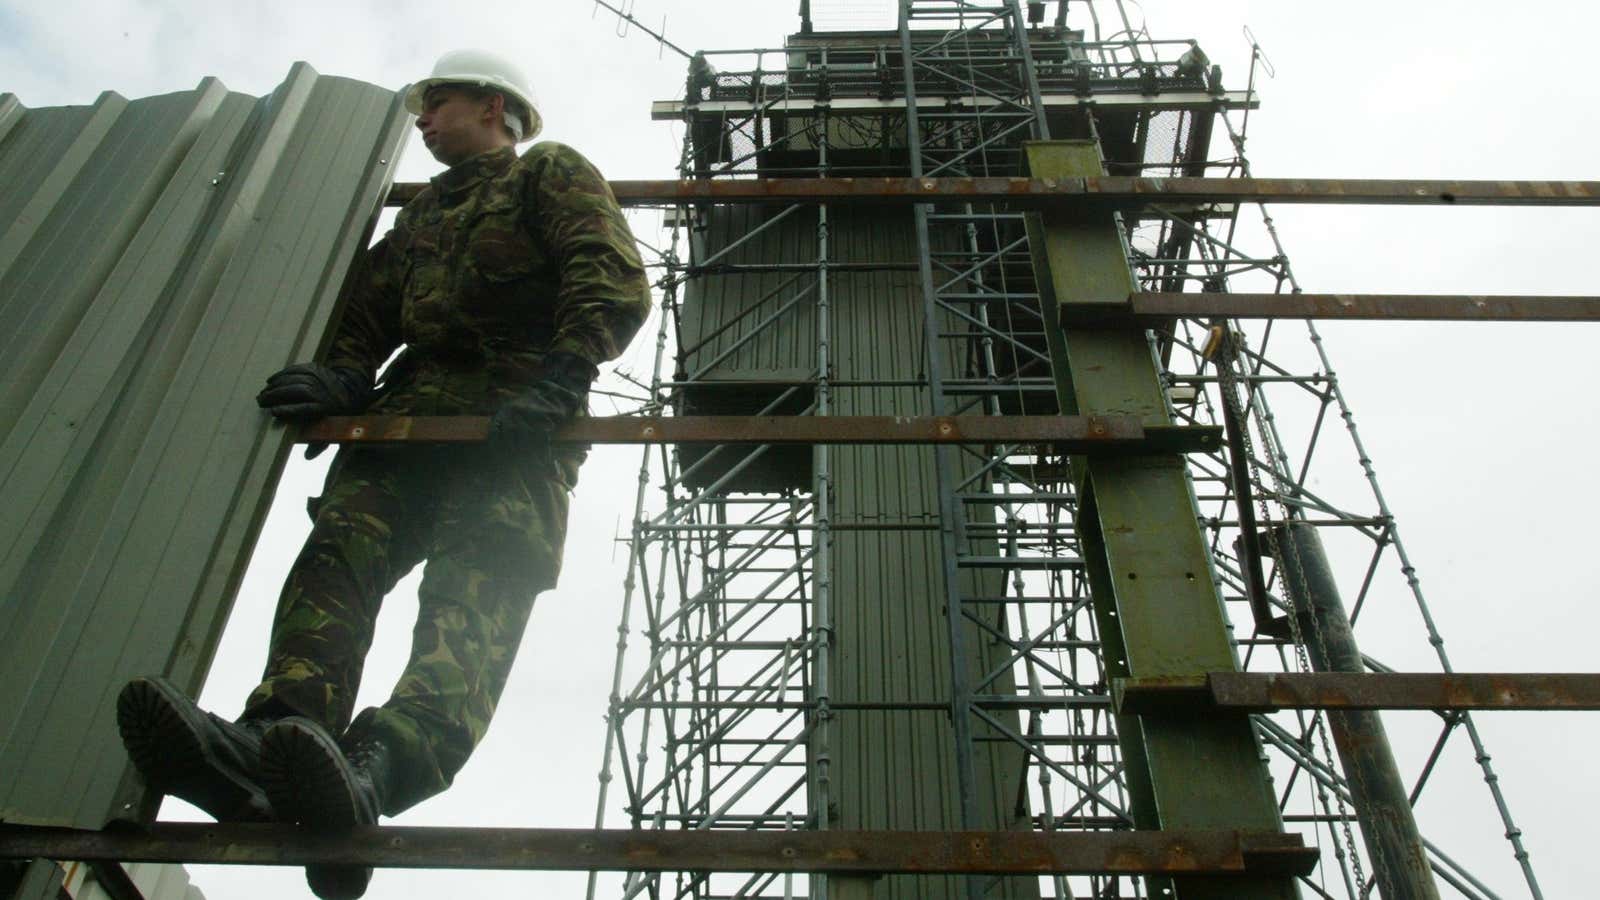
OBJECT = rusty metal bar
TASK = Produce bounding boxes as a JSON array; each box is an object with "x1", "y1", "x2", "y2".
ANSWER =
[
  {"x1": 297, "y1": 414, "x2": 1222, "y2": 453},
  {"x1": 648, "y1": 89, "x2": 1259, "y2": 121},
  {"x1": 0, "y1": 824, "x2": 1317, "y2": 876},
  {"x1": 387, "y1": 177, "x2": 1600, "y2": 209},
  {"x1": 1213, "y1": 672, "x2": 1600, "y2": 712},
  {"x1": 1114, "y1": 673, "x2": 1600, "y2": 713},
  {"x1": 1131, "y1": 292, "x2": 1600, "y2": 321}
]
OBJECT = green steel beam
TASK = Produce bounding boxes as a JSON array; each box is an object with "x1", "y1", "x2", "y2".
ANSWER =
[{"x1": 1024, "y1": 140, "x2": 1298, "y2": 900}]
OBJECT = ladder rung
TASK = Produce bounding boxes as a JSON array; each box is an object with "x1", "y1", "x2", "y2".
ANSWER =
[
  {"x1": 961, "y1": 492, "x2": 1075, "y2": 501},
  {"x1": 958, "y1": 556, "x2": 1084, "y2": 569},
  {"x1": 941, "y1": 385, "x2": 1057, "y2": 395}
]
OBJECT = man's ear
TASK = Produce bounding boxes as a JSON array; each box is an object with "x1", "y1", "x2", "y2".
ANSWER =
[{"x1": 481, "y1": 92, "x2": 506, "y2": 125}]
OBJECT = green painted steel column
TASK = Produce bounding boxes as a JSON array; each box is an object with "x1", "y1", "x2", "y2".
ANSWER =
[{"x1": 1024, "y1": 140, "x2": 1298, "y2": 900}]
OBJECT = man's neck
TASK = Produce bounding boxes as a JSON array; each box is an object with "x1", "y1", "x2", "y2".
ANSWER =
[{"x1": 431, "y1": 145, "x2": 518, "y2": 197}]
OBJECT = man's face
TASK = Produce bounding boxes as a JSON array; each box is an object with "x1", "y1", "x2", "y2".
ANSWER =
[{"x1": 415, "y1": 86, "x2": 508, "y2": 166}]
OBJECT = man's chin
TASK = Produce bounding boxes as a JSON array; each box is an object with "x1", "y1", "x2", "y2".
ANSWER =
[{"x1": 426, "y1": 144, "x2": 461, "y2": 166}]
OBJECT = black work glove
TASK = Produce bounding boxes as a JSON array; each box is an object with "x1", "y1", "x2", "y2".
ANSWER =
[
  {"x1": 489, "y1": 351, "x2": 598, "y2": 458},
  {"x1": 256, "y1": 363, "x2": 372, "y2": 420},
  {"x1": 256, "y1": 363, "x2": 372, "y2": 460}
]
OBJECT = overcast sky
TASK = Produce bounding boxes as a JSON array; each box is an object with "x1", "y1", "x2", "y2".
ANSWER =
[{"x1": 3, "y1": 2, "x2": 1596, "y2": 898}]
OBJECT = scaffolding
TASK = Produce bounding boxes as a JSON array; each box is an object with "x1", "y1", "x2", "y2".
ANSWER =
[{"x1": 590, "y1": 3, "x2": 1547, "y2": 899}]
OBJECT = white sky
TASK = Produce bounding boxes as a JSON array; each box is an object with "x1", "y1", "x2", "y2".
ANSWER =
[{"x1": 3, "y1": 1, "x2": 1596, "y2": 898}]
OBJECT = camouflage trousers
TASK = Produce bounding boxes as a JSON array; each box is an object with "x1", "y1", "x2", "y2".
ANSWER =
[{"x1": 243, "y1": 442, "x2": 577, "y2": 814}]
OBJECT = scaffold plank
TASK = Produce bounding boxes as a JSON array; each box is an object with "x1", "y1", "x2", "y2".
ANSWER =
[
  {"x1": 0, "y1": 824, "x2": 1317, "y2": 876},
  {"x1": 386, "y1": 177, "x2": 1600, "y2": 209},
  {"x1": 298, "y1": 415, "x2": 1222, "y2": 453},
  {"x1": 1131, "y1": 293, "x2": 1600, "y2": 322},
  {"x1": 1114, "y1": 673, "x2": 1600, "y2": 713}
]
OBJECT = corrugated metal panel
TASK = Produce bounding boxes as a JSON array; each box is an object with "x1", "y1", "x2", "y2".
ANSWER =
[
  {"x1": 681, "y1": 207, "x2": 819, "y2": 373},
  {"x1": 0, "y1": 63, "x2": 409, "y2": 829},
  {"x1": 683, "y1": 206, "x2": 1035, "y2": 900},
  {"x1": 678, "y1": 206, "x2": 820, "y2": 489}
]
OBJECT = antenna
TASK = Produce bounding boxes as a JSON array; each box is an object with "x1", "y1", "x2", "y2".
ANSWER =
[{"x1": 591, "y1": 0, "x2": 694, "y2": 61}]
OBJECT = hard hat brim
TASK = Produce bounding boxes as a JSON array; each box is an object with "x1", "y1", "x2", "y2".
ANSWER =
[{"x1": 402, "y1": 77, "x2": 542, "y2": 142}]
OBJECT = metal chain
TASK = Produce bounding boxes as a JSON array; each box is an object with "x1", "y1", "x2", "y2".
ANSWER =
[{"x1": 1216, "y1": 326, "x2": 1372, "y2": 896}]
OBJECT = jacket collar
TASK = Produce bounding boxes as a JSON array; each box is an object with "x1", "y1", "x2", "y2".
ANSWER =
[{"x1": 430, "y1": 146, "x2": 517, "y2": 203}]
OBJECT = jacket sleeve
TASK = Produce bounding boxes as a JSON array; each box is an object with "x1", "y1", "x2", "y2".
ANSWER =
[
  {"x1": 324, "y1": 224, "x2": 406, "y2": 382},
  {"x1": 529, "y1": 144, "x2": 651, "y2": 367}
]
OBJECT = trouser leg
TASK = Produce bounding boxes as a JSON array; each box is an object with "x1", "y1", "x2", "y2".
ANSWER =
[
  {"x1": 244, "y1": 449, "x2": 431, "y2": 732},
  {"x1": 347, "y1": 448, "x2": 577, "y2": 815}
]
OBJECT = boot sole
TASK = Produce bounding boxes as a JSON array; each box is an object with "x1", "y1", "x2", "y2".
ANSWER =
[
  {"x1": 259, "y1": 718, "x2": 373, "y2": 900},
  {"x1": 258, "y1": 717, "x2": 367, "y2": 826},
  {"x1": 116, "y1": 676, "x2": 264, "y2": 822}
]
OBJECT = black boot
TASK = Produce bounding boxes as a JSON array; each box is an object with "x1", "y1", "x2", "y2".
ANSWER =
[
  {"x1": 259, "y1": 717, "x2": 391, "y2": 900},
  {"x1": 115, "y1": 676, "x2": 273, "y2": 822}
]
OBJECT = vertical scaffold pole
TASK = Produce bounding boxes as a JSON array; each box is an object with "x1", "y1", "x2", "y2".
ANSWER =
[
  {"x1": 1024, "y1": 139, "x2": 1296, "y2": 900},
  {"x1": 898, "y1": 7, "x2": 985, "y2": 899},
  {"x1": 897, "y1": 0, "x2": 982, "y2": 841},
  {"x1": 811, "y1": 75, "x2": 845, "y2": 900}
]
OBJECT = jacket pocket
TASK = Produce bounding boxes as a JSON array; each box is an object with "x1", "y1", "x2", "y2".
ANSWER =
[{"x1": 467, "y1": 211, "x2": 542, "y2": 283}]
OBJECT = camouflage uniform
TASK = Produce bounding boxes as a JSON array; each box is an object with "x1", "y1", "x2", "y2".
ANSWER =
[{"x1": 243, "y1": 143, "x2": 649, "y2": 814}]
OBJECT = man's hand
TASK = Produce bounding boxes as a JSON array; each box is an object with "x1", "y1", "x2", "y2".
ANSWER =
[
  {"x1": 489, "y1": 351, "x2": 599, "y2": 456},
  {"x1": 256, "y1": 363, "x2": 371, "y2": 420}
]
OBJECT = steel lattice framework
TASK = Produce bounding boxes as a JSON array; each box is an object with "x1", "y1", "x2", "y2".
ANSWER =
[{"x1": 590, "y1": 3, "x2": 1544, "y2": 899}]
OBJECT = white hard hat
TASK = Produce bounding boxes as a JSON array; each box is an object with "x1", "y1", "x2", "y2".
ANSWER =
[{"x1": 405, "y1": 49, "x2": 542, "y2": 142}]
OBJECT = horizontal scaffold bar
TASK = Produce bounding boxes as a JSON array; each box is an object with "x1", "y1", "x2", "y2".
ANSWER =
[
  {"x1": 386, "y1": 176, "x2": 1600, "y2": 208},
  {"x1": 1114, "y1": 672, "x2": 1600, "y2": 714},
  {"x1": 298, "y1": 415, "x2": 1221, "y2": 453},
  {"x1": 0, "y1": 824, "x2": 1317, "y2": 876},
  {"x1": 648, "y1": 90, "x2": 1259, "y2": 120},
  {"x1": 1131, "y1": 292, "x2": 1600, "y2": 322}
]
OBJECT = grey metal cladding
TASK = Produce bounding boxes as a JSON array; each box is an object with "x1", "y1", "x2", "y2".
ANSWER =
[{"x1": 0, "y1": 62, "x2": 409, "y2": 827}]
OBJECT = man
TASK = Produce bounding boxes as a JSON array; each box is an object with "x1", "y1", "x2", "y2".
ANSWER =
[{"x1": 115, "y1": 49, "x2": 650, "y2": 898}]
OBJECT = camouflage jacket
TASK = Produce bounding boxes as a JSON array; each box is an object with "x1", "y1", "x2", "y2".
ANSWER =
[{"x1": 327, "y1": 143, "x2": 650, "y2": 415}]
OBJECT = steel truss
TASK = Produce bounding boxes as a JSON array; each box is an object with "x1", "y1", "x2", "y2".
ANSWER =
[{"x1": 591, "y1": 3, "x2": 1546, "y2": 899}]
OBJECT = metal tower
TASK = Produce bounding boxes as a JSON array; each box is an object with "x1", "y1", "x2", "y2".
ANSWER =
[{"x1": 592, "y1": 3, "x2": 1545, "y2": 899}]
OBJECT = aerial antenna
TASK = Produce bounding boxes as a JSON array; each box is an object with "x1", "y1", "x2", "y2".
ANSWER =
[{"x1": 592, "y1": 0, "x2": 694, "y2": 61}]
